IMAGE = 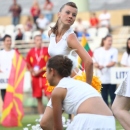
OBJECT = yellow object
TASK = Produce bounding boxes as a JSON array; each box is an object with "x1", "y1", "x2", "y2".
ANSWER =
[
  {"x1": 44, "y1": 71, "x2": 102, "y2": 93},
  {"x1": 46, "y1": 82, "x2": 55, "y2": 92},
  {"x1": 43, "y1": 73, "x2": 55, "y2": 92},
  {"x1": 30, "y1": 57, "x2": 33, "y2": 63},
  {"x1": 74, "y1": 71, "x2": 102, "y2": 93},
  {"x1": 42, "y1": 67, "x2": 46, "y2": 71}
]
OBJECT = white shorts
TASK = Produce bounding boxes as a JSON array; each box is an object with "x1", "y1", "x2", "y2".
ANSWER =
[
  {"x1": 67, "y1": 114, "x2": 115, "y2": 130},
  {"x1": 115, "y1": 71, "x2": 130, "y2": 97}
]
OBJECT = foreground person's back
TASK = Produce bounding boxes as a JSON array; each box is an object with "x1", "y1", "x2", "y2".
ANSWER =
[{"x1": 52, "y1": 77, "x2": 116, "y2": 130}]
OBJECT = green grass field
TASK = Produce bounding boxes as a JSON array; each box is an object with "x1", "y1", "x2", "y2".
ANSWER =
[
  {"x1": 0, "y1": 114, "x2": 123, "y2": 130},
  {"x1": 0, "y1": 115, "x2": 39, "y2": 130}
]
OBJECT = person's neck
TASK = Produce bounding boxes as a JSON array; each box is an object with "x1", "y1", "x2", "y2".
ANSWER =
[
  {"x1": 35, "y1": 46, "x2": 42, "y2": 49},
  {"x1": 57, "y1": 24, "x2": 70, "y2": 37},
  {"x1": 104, "y1": 46, "x2": 110, "y2": 50},
  {"x1": 53, "y1": 77, "x2": 63, "y2": 86},
  {"x1": 4, "y1": 48, "x2": 11, "y2": 51}
]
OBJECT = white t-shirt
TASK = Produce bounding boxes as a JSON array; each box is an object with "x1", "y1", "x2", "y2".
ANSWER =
[
  {"x1": 36, "y1": 17, "x2": 49, "y2": 29},
  {"x1": 99, "y1": 13, "x2": 111, "y2": 26},
  {"x1": 93, "y1": 47, "x2": 118, "y2": 84},
  {"x1": 0, "y1": 49, "x2": 15, "y2": 74},
  {"x1": 121, "y1": 52, "x2": 130, "y2": 66}
]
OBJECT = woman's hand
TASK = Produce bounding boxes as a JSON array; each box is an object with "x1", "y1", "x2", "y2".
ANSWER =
[{"x1": 98, "y1": 65, "x2": 104, "y2": 70}]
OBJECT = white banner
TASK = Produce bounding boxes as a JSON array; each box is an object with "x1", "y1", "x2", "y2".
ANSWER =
[
  {"x1": 0, "y1": 73, "x2": 9, "y2": 89},
  {"x1": 0, "y1": 71, "x2": 31, "y2": 92},
  {"x1": 110, "y1": 67, "x2": 130, "y2": 84}
]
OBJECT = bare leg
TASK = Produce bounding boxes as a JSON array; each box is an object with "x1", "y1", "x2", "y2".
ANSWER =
[
  {"x1": 112, "y1": 95, "x2": 130, "y2": 130},
  {"x1": 40, "y1": 106, "x2": 54, "y2": 130},
  {"x1": 37, "y1": 97, "x2": 44, "y2": 114}
]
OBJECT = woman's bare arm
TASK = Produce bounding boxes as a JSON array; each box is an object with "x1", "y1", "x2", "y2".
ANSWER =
[
  {"x1": 67, "y1": 34, "x2": 93, "y2": 84},
  {"x1": 51, "y1": 88, "x2": 66, "y2": 130}
]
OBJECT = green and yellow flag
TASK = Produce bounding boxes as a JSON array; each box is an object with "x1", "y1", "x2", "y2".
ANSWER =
[{"x1": 78, "y1": 36, "x2": 93, "y2": 69}]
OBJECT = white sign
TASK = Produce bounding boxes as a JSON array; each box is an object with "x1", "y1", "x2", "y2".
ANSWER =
[
  {"x1": 0, "y1": 73, "x2": 9, "y2": 89},
  {"x1": 0, "y1": 72, "x2": 31, "y2": 92},
  {"x1": 110, "y1": 67, "x2": 130, "y2": 84}
]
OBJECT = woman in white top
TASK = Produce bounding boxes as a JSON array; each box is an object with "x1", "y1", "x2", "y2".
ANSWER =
[
  {"x1": 48, "y1": 2, "x2": 93, "y2": 84},
  {"x1": 112, "y1": 38, "x2": 130, "y2": 130},
  {"x1": 40, "y1": 2, "x2": 93, "y2": 129},
  {"x1": 93, "y1": 35, "x2": 118, "y2": 106},
  {"x1": 41, "y1": 55, "x2": 115, "y2": 130},
  {"x1": 120, "y1": 38, "x2": 130, "y2": 67}
]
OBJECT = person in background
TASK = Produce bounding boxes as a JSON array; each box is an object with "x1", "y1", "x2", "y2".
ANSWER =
[
  {"x1": 43, "y1": 0, "x2": 53, "y2": 22},
  {"x1": 82, "y1": 28, "x2": 90, "y2": 38},
  {"x1": 89, "y1": 12, "x2": 99, "y2": 28},
  {"x1": 15, "y1": 28, "x2": 23, "y2": 41},
  {"x1": 24, "y1": 16, "x2": 33, "y2": 31},
  {"x1": 36, "y1": 14, "x2": 49, "y2": 30},
  {"x1": 40, "y1": 29, "x2": 49, "y2": 41},
  {"x1": 120, "y1": 38, "x2": 130, "y2": 67},
  {"x1": 30, "y1": 0, "x2": 41, "y2": 24},
  {"x1": 76, "y1": 18, "x2": 84, "y2": 32},
  {"x1": 26, "y1": 35, "x2": 50, "y2": 119},
  {"x1": 9, "y1": 0, "x2": 22, "y2": 26},
  {"x1": 75, "y1": 18, "x2": 86, "y2": 38},
  {"x1": 99, "y1": 10, "x2": 111, "y2": 29},
  {"x1": 76, "y1": 28, "x2": 90, "y2": 39},
  {"x1": 0, "y1": 35, "x2": 15, "y2": 101},
  {"x1": 93, "y1": 35, "x2": 118, "y2": 106}
]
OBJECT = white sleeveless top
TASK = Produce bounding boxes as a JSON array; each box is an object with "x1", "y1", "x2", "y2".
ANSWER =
[
  {"x1": 48, "y1": 28, "x2": 77, "y2": 58},
  {"x1": 47, "y1": 77, "x2": 101, "y2": 115}
]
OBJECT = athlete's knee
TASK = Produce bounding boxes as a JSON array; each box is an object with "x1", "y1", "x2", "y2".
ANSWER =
[
  {"x1": 40, "y1": 120, "x2": 48, "y2": 130},
  {"x1": 111, "y1": 104, "x2": 121, "y2": 118},
  {"x1": 40, "y1": 118, "x2": 52, "y2": 130}
]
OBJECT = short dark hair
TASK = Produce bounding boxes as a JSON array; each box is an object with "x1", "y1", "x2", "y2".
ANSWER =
[
  {"x1": 3, "y1": 34, "x2": 11, "y2": 41},
  {"x1": 47, "y1": 55, "x2": 73, "y2": 77}
]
